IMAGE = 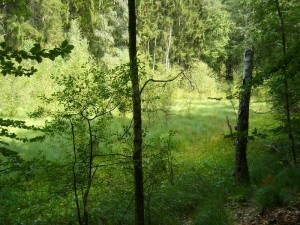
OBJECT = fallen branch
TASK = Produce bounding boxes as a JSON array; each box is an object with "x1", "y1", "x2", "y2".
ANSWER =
[{"x1": 208, "y1": 97, "x2": 222, "y2": 101}]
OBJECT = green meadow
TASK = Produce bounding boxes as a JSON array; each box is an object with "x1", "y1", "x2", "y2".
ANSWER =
[{"x1": 2, "y1": 90, "x2": 297, "y2": 225}]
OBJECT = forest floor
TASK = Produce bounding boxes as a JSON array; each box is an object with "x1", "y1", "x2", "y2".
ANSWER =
[{"x1": 230, "y1": 203, "x2": 300, "y2": 225}]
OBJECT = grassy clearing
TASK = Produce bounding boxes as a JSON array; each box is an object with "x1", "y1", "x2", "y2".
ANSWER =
[{"x1": 2, "y1": 93, "x2": 298, "y2": 224}]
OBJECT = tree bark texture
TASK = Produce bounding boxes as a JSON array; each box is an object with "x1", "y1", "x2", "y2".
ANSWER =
[
  {"x1": 234, "y1": 48, "x2": 254, "y2": 184},
  {"x1": 128, "y1": 0, "x2": 144, "y2": 224}
]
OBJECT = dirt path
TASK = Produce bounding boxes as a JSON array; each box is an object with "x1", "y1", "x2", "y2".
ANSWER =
[{"x1": 231, "y1": 204, "x2": 300, "y2": 225}]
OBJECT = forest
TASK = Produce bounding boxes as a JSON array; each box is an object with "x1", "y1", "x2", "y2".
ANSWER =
[{"x1": 0, "y1": 0, "x2": 300, "y2": 224}]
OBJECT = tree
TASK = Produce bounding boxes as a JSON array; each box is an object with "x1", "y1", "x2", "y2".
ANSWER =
[
  {"x1": 234, "y1": 48, "x2": 254, "y2": 184},
  {"x1": 223, "y1": 0, "x2": 256, "y2": 81},
  {"x1": 137, "y1": 0, "x2": 231, "y2": 70},
  {"x1": 128, "y1": 0, "x2": 144, "y2": 224},
  {"x1": 22, "y1": 21, "x2": 130, "y2": 224},
  {"x1": 226, "y1": 0, "x2": 299, "y2": 165},
  {"x1": 0, "y1": 0, "x2": 69, "y2": 48},
  {"x1": 273, "y1": 0, "x2": 296, "y2": 165},
  {"x1": 66, "y1": 0, "x2": 128, "y2": 64},
  {"x1": 249, "y1": 0, "x2": 299, "y2": 165}
]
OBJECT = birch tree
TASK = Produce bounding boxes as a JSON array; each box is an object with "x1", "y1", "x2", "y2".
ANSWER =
[{"x1": 234, "y1": 48, "x2": 254, "y2": 184}]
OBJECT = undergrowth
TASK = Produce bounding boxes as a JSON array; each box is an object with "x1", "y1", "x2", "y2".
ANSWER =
[
  {"x1": 254, "y1": 167, "x2": 300, "y2": 211},
  {"x1": 2, "y1": 98, "x2": 299, "y2": 224}
]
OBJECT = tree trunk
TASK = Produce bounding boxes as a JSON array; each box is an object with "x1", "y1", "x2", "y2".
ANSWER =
[
  {"x1": 165, "y1": 28, "x2": 172, "y2": 70},
  {"x1": 234, "y1": 48, "x2": 254, "y2": 184},
  {"x1": 81, "y1": 119, "x2": 94, "y2": 225},
  {"x1": 275, "y1": 0, "x2": 296, "y2": 165},
  {"x1": 128, "y1": 0, "x2": 144, "y2": 224},
  {"x1": 153, "y1": 37, "x2": 156, "y2": 73},
  {"x1": 70, "y1": 121, "x2": 82, "y2": 225}
]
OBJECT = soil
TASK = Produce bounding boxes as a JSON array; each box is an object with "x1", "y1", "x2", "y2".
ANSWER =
[{"x1": 231, "y1": 204, "x2": 300, "y2": 225}]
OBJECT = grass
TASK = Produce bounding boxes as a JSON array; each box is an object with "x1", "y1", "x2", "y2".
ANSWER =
[
  {"x1": 1, "y1": 92, "x2": 299, "y2": 224},
  {"x1": 193, "y1": 196, "x2": 230, "y2": 225},
  {"x1": 254, "y1": 167, "x2": 300, "y2": 210}
]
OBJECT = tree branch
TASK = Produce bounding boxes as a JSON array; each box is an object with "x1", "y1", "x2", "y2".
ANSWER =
[
  {"x1": 140, "y1": 68, "x2": 190, "y2": 94},
  {"x1": 93, "y1": 153, "x2": 131, "y2": 158}
]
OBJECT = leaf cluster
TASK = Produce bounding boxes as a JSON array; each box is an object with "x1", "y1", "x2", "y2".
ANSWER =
[
  {"x1": 0, "y1": 40, "x2": 74, "y2": 76},
  {"x1": 0, "y1": 118, "x2": 46, "y2": 164}
]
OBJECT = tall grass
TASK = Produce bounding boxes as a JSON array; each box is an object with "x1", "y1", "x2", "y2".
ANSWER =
[{"x1": 2, "y1": 89, "x2": 297, "y2": 224}]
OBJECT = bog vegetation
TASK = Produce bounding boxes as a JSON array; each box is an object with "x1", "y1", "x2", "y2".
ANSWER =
[{"x1": 0, "y1": 0, "x2": 299, "y2": 224}]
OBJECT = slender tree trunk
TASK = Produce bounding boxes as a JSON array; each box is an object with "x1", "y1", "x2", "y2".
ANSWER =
[
  {"x1": 275, "y1": 0, "x2": 296, "y2": 165},
  {"x1": 70, "y1": 121, "x2": 82, "y2": 225},
  {"x1": 234, "y1": 48, "x2": 254, "y2": 184},
  {"x1": 81, "y1": 119, "x2": 94, "y2": 225},
  {"x1": 153, "y1": 37, "x2": 156, "y2": 73},
  {"x1": 128, "y1": 0, "x2": 144, "y2": 224},
  {"x1": 166, "y1": 28, "x2": 172, "y2": 70}
]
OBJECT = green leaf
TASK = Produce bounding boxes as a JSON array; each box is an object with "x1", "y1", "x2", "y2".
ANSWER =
[
  {"x1": 15, "y1": 56, "x2": 22, "y2": 63},
  {"x1": 0, "y1": 42, "x2": 6, "y2": 49},
  {"x1": 19, "y1": 50, "x2": 29, "y2": 59},
  {"x1": 61, "y1": 39, "x2": 69, "y2": 48},
  {"x1": 36, "y1": 55, "x2": 43, "y2": 63},
  {"x1": 30, "y1": 43, "x2": 42, "y2": 55},
  {"x1": 5, "y1": 46, "x2": 13, "y2": 53},
  {"x1": 0, "y1": 147, "x2": 23, "y2": 163},
  {"x1": 66, "y1": 45, "x2": 74, "y2": 52}
]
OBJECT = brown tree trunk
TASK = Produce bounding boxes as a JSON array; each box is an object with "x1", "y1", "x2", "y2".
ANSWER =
[
  {"x1": 234, "y1": 48, "x2": 254, "y2": 184},
  {"x1": 128, "y1": 0, "x2": 144, "y2": 224}
]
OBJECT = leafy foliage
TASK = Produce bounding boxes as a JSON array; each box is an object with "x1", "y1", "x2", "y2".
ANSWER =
[
  {"x1": 0, "y1": 0, "x2": 300, "y2": 224},
  {"x1": 0, "y1": 40, "x2": 74, "y2": 76}
]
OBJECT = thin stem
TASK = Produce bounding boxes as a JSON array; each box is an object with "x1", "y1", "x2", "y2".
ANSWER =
[{"x1": 70, "y1": 120, "x2": 82, "y2": 225}]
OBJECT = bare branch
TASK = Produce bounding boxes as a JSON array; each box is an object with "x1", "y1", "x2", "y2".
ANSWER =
[
  {"x1": 140, "y1": 68, "x2": 190, "y2": 94},
  {"x1": 93, "y1": 153, "x2": 131, "y2": 158},
  {"x1": 182, "y1": 72, "x2": 195, "y2": 90},
  {"x1": 226, "y1": 116, "x2": 233, "y2": 135},
  {"x1": 117, "y1": 119, "x2": 133, "y2": 141}
]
